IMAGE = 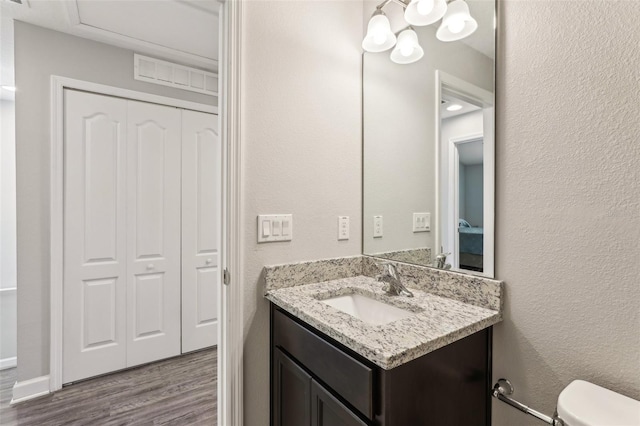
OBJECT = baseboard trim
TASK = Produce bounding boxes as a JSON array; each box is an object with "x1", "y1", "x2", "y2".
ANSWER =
[
  {"x1": 11, "y1": 375, "x2": 50, "y2": 405},
  {"x1": 0, "y1": 357, "x2": 17, "y2": 370}
]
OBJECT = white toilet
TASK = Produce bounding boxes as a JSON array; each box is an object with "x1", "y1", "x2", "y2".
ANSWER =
[{"x1": 557, "y1": 380, "x2": 640, "y2": 426}]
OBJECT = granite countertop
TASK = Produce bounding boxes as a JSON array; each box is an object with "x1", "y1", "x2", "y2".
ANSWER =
[{"x1": 264, "y1": 257, "x2": 503, "y2": 370}]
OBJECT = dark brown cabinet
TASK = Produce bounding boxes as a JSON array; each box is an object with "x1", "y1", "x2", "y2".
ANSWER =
[
  {"x1": 311, "y1": 380, "x2": 368, "y2": 426},
  {"x1": 273, "y1": 348, "x2": 312, "y2": 426},
  {"x1": 272, "y1": 346, "x2": 367, "y2": 426},
  {"x1": 271, "y1": 304, "x2": 492, "y2": 426}
]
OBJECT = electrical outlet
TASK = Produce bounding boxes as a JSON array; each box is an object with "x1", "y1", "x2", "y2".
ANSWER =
[
  {"x1": 373, "y1": 215, "x2": 383, "y2": 238},
  {"x1": 338, "y1": 216, "x2": 349, "y2": 240}
]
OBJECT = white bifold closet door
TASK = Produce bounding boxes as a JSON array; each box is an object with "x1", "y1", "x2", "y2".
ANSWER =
[
  {"x1": 126, "y1": 100, "x2": 181, "y2": 367},
  {"x1": 63, "y1": 90, "x2": 128, "y2": 383},
  {"x1": 181, "y1": 110, "x2": 221, "y2": 353},
  {"x1": 63, "y1": 91, "x2": 181, "y2": 383}
]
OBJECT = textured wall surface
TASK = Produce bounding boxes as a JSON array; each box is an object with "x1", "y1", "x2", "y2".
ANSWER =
[
  {"x1": 241, "y1": 1, "x2": 363, "y2": 424},
  {"x1": 493, "y1": 1, "x2": 640, "y2": 424},
  {"x1": 14, "y1": 22, "x2": 216, "y2": 382}
]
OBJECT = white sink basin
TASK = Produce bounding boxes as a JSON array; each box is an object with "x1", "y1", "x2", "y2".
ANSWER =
[{"x1": 321, "y1": 293, "x2": 416, "y2": 326}]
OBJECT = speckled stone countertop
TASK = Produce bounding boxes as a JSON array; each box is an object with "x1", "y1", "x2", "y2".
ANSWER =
[{"x1": 264, "y1": 256, "x2": 503, "y2": 370}]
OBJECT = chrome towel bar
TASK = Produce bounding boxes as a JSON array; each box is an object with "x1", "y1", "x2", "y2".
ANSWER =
[{"x1": 492, "y1": 379, "x2": 565, "y2": 426}]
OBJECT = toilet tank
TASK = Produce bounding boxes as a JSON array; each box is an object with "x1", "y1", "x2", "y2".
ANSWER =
[{"x1": 557, "y1": 380, "x2": 640, "y2": 426}]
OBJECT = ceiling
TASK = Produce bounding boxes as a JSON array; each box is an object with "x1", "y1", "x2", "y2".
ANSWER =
[
  {"x1": 442, "y1": 91, "x2": 484, "y2": 166},
  {"x1": 440, "y1": 92, "x2": 481, "y2": 119},
  {"x1": 0, "y1": 0, "x2": 219, "y2": 100}
]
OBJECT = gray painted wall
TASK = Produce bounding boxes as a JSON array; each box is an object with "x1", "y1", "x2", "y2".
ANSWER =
[
  {"x1": 14, "y1": 22, "x2": 216, "y2": 382},
  {"x1": 463, "y1": 164, "x2": 483, "y2": 227},
  {"x1": 241, "y1": 1, "x2": 363, "y2": 424},
  {"x1": 1, "y1": 99, "x2": 17, "y2": 363},
  {"x1": 492, "y1": 0, "x2": 640, "y2": 423},
  {"x1": 1, "y1": 100, "x2": 16, "y2": 291}
]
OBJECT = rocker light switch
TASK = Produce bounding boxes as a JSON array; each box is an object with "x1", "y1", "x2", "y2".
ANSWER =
[{"x1": 262, "y1": 220, "x2": 271, "y2": 237}]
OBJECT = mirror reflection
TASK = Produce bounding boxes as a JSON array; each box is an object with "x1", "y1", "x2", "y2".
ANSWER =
[{"x1": 362, "y1": 0, "x2": 495, "y2": 277}]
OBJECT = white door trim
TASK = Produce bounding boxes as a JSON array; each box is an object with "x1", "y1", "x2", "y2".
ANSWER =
[
  {"x1": 448, "y1": 134, "x2": 483, "y2": 271},
  {"x1": 50, "y1": 76, "x2": 217, "y2": 392},
  {"x1": 218, "y1": 0, "x2": 244, "y2": 424}
]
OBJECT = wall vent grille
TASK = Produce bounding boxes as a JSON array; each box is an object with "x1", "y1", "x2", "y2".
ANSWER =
[{"x1": 134, "y1": 54, "x2": 218, "y2": 97}]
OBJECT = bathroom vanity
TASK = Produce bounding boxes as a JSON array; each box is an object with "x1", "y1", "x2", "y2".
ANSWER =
[
  {"x1": 265, "y1": 256, "x2": 503, "y2": 426},
  {"x1": 271, "y1": 305, "x2": 491, "y2": 426}
]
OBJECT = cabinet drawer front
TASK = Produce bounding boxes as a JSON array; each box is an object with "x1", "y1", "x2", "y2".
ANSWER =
[{"x1": 273, "y1": 308, "x2": 373, "y2": 420}]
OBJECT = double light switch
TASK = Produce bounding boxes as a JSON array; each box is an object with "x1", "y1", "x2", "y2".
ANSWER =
[{"x1": 258, "y1": 215, "x2": 293, "y2": 243}]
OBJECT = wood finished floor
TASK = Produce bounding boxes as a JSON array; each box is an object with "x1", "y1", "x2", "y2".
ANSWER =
[{"x1": 0, "y1": 349, "x2": 216, "y2": 426}]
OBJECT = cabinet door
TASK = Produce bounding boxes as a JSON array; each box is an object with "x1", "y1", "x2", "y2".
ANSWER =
[
  {"x1": 273, "y1": 348, "x2": 312, "y2": 426},
  {"x1": 311, "y1": 381, "x2": 368, "y2": 426},
  {"x1": 126, "y1": 100, "x2": 181, "y2": 367},
  {"x1": 181, "y1": 110, "x2": 221, "y2": 353},
  {"x1": 63, "y1": 90, "x2": 128, "y2": 383}
]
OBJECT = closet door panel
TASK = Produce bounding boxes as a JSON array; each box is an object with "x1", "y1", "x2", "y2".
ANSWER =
[
  {"x1": 63, "y1": 90, "x2": 128, "y2": 383},
  {"x1": 181, "y1": 110, "x2": 220, "y2": 353},
  {"x1": 126, "y1": 100, "x2": 181, "y2": 366}
]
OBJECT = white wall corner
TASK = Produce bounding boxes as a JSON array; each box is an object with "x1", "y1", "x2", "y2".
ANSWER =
[
  {"x1": 0, "y1": 357, "x2": 17, "y2": 370},
  {"x1": 11, "y1": 375, "x2": 50, "y2": 405}
]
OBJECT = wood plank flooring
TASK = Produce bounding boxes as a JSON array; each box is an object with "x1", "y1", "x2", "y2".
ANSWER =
[{"x1": 0, "y1": 348, "x2": 216, "y2": 426}]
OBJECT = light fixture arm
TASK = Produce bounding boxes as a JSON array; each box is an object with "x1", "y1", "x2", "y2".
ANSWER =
[
  {"x1": 374, "y1": 0, "x2": 409, "y2": 12},
  {"x1": 394, "y1": 24, "x2": 414, "y2": 36}
]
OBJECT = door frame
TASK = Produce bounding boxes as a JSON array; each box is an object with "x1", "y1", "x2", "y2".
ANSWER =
[
  {"x1": 448, "y1": 134, "x2": 484, "y2": 271},
  {"x1": 49, "y1": 75, "x2": 218, "y2": 392},
  {"x1": 217, "y1": 0, "x2": 244, "y2": 424},
  {"x1": 435, "y1": 70, "x2": 495, "y2": 278},
  {"x1": 49, "y1": 77, "x2": 218, "y2": 387}
]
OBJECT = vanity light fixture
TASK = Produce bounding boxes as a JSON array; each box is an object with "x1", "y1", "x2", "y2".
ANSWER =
[
  {"x1": 362, "y1": 10, "x2": 397, "y2": 52},
  {"x1": 405, "y1": 0, "x2": 447, "y2": 26},
  {"x1": 390, "y1": 28, "x2": 424, "y2": 64},
  {"x1": 363, "y1": 0, "x2": 477, "y2": 63},
  {"x1": 436, "y1": 0, "x2": 478, "y2": 42}
]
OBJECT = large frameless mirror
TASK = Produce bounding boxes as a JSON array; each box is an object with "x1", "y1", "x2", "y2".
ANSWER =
[{"x1": 362, "y1": 0, "x2": 496, "y2": 277}]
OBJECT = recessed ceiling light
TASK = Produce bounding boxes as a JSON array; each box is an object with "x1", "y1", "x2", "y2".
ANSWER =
[
  {"x1": 446, "y1": 104, "x2": 462, "y2": 111},
  {"x1": 1, "y1": 85, "x2": 16, "y2": 92}
]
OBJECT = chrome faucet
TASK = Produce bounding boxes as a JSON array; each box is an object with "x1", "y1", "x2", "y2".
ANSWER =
[
  {"x1": 433, "y1": 252, "x2": 451, "y2": 270},
  {"x1": 376, "y1": 263, "x2": 414, "y2": 297}
]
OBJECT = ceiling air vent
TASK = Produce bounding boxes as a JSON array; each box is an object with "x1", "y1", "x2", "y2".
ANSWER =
[{"x1": 134, "y1": 54, "x2": 218, "y2": 97}]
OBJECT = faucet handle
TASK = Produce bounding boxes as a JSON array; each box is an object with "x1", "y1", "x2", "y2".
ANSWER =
[{"x1": 376, "y1": 261, "x2": 398, "y2": 278}]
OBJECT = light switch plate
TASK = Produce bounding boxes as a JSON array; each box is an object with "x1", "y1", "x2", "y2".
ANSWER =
[
  {"x1": 413, "y1": 212, "x2": 430, "y2": 232},
  {"x1": 258, "y1": 215, "x2": 292, "y2": 243},
  {"x1": 338, "y1": 216, "x2": 349, "y2": 240},
  {"x1": 373, "y1": 215, "x2": 383, "y2": 238}
]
